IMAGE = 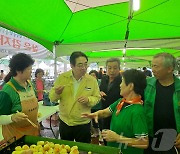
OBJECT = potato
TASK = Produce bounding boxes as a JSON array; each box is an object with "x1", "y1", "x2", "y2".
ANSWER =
[
  {"x1": 15, "y1": 146, "x2": 22, "y2": 151},
  {"x1": 60, "y1": 148, "x2": 67, "y2": 153},
  {"x1": 49, "y1": 142, "x2": 55, "y2": 148},
  {"x1": 16, "y1": 141, "x2": 82, "y2": 154},
  {"x1": 22, "y1": 145, "x2": 29, "y2": 150},
  {"x1": 37, "y1": 141, "x2": 44, "y2": 146},
  {"x1": 71, "y1": 146, "x2": 78, "y2": 151},
  {"x1": 65, "y1": 145, "x2": 70, "y2": 152},
  {"x1": 70, "y1": 149, "x2": 79, "y2": 154},
  {"x1": 44, "y1": 144, "x2": 50, "y2": 151}
]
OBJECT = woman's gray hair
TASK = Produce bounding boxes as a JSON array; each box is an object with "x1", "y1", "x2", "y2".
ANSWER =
[
  {"x1": 153, "y1": 53, "x2": 176, "y2": 70},
  {"x1": 106, "y1": 58, "x2": 120, "y2": 69}
]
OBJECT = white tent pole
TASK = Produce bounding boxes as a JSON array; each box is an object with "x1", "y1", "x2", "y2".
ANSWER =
[
  {"x1": 129, "y1": 0, "x2": 133, "y2": 18},
  {"x1": 53, "y1": 45, "x2": 57, "y2": 80},
  {"x1": 53, "y1": 40, "x2": 63, "y2": 78}
]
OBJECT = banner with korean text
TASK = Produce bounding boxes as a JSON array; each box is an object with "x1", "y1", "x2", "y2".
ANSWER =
[{"x1": 0, "y1": 27, "x2": 52, "y2": 59}]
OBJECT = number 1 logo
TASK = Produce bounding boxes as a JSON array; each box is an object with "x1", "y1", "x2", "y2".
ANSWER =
[{"x1": 151, "y1": 129, "x2": 177, "y2": 151}]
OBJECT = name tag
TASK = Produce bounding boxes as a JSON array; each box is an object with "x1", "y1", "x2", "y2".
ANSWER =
[{"x1": 85, "y1": 87, "x2": 91, "y2": 90}]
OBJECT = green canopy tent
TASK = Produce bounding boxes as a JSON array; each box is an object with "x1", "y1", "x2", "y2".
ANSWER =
[
  {"x1": 0, "y1": 0, "x2": 179, "y2": 66},
  {"x1": 85, "y1": 48, "x2": 179, "y2": 68}
]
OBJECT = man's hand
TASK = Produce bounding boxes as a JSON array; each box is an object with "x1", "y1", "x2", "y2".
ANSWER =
[
  {"x1": 81, "y1": 112, "x2": 98, "y2": 123},
  {"x1": 175, "y1": 133, "x2": 180, "y2": 149},
  {"x1": 55, "y1": 86, "x2": 65, "y2": 95},
  {"x1": 100, "y1": 91, "x2": 107, "y2": 101},
  {"x1": 11, "y1": 112, "x2": 28, "y2": 123},
  {"x1": 101, "y1": 130, "x2": 119, "y2": 142},
  {"x1": 77, "y1": 96, "x2": 89, "y2": 104}
]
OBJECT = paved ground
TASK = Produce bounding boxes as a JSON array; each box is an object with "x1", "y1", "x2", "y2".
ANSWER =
[{"x1": 40, "y1": 118, "x2": 60, "y2": 139}]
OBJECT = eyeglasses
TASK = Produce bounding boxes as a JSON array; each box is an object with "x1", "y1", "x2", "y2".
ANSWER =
[{"x1": 76, "y1": 63, "x2": 88, "y2": 68}]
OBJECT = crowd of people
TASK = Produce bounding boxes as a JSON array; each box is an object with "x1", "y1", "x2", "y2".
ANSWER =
[{"x1": 0, "y1": 52, "x2": 179, "y2": 154}]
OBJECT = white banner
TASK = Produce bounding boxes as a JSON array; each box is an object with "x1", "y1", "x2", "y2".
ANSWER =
[{"x1": 0, "y1": 27, "x2": 53, "y2": 59}]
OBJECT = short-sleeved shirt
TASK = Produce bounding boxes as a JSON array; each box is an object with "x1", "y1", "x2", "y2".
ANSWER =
[
  {"x1": 0, "y1": 78, "x2": 35, "y2": 115},
  {"x1": 108, "y1": 98, "x2": 148, "y2": 154},
  {"x1": 0, "y1": 91, "x2": 12, "y2": 115}
]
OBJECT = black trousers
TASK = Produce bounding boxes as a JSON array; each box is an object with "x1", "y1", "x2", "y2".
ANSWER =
[{"x1": 59, "y1": 119, "x2": 91, "y2": 143}]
